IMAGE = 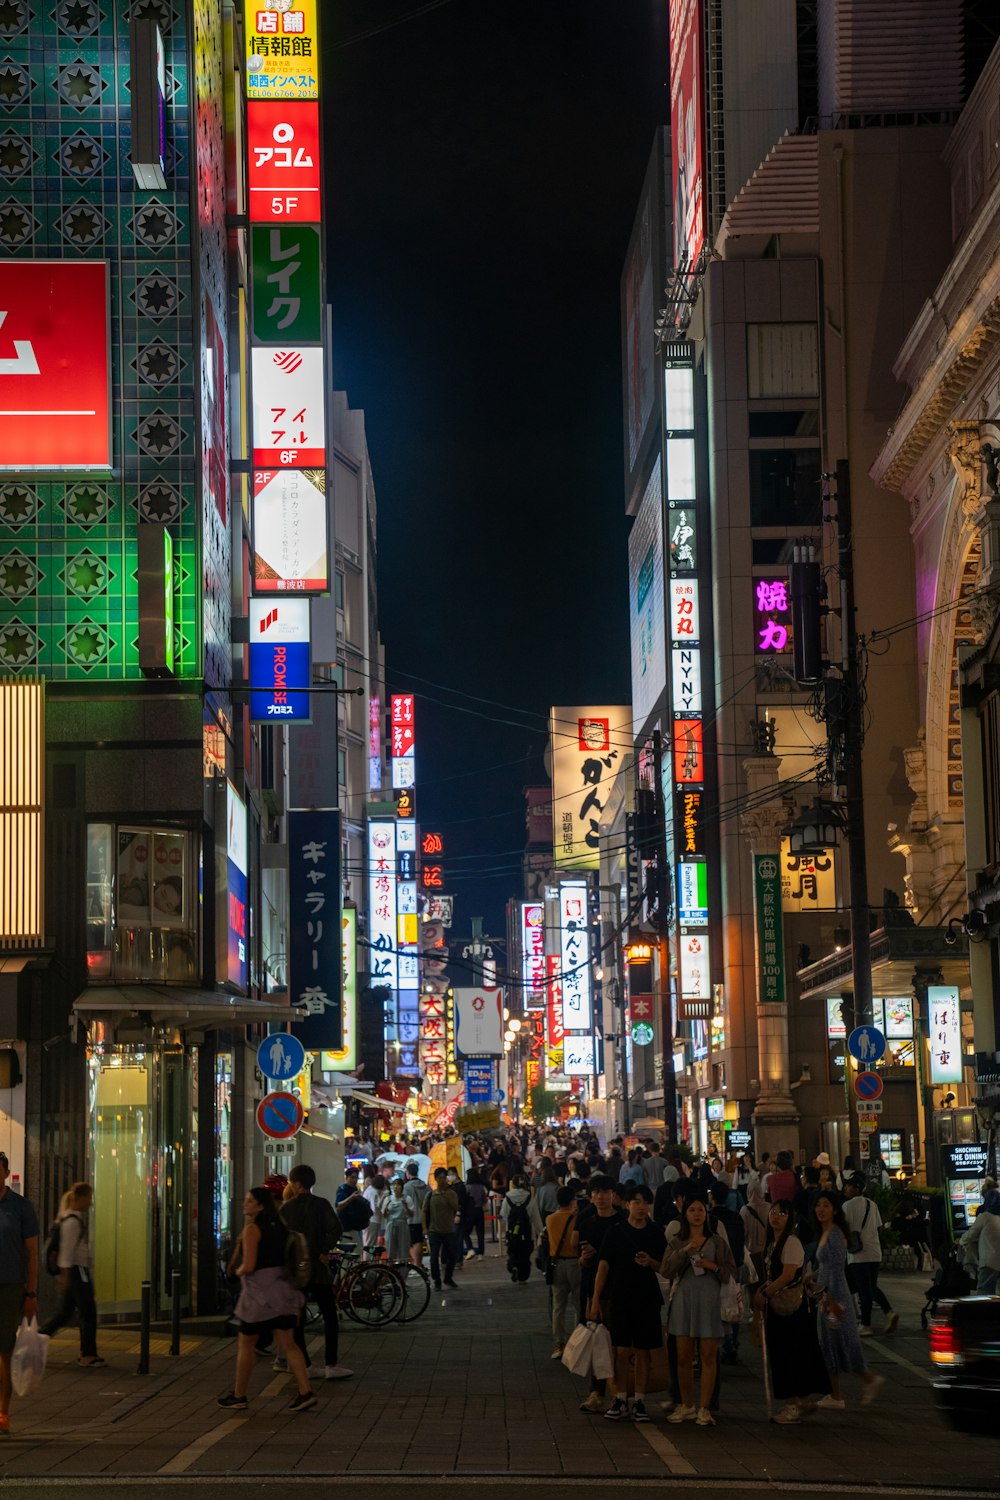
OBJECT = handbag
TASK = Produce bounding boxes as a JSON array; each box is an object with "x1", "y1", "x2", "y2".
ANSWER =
[
  {"x1": 768, "y1": 1280, "x2": 804, "y2": 1316},
  {"x1": 10, "y1": 1317, "x2": 49, "y2": 1398},
  {"x1": 541, "y1": 1210, "x2": 574, "y2": 1286},
  {"x1": 720, "y1": 1277, "x2": 743, "y2": 1324},
  {"x1": 846, "y1": 1201, "x2": 870, "y2": 1256},
  {"x1": 590, "y1": 1322, "x2": 614, "y2": 1380},
  {"x1": 741, "y1": 1245, "x2": 759, "y2": 1284},
  {"x1": 561, "y1": 1320, "x2": 596, "y2": 1376}
]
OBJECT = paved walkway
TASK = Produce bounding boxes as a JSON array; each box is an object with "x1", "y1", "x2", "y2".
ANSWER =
[{"x1": 0, "y1": 1245, "x2": 993, "y2": 1486}]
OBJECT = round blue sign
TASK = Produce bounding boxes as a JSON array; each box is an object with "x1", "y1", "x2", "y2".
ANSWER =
[
  {"x1": 847, "y1": 1025, "x2": 885, "y2": 1065},
  {"x1": 258, "y1": 1031, "x2": 306, "y2": 1082}
]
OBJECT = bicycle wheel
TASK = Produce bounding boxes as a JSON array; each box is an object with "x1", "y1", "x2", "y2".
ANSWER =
[
  {"x1": 392, "y1": 1262, "x2": 431, "y2": 1323},
  {"x1": 343, "y1": 1263, "x2": 403, "y2": 1326}
]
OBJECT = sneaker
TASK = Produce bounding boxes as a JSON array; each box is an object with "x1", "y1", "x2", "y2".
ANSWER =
[
  {"x1": 816, "y1": 1395, "x2": 845, "y2": 1410},
  {"x1": 604, "y1": 1397, "x2": 630, "y2": 1421},
  {"x1": 551, "y1": 1345, "x2": 564, "y2": 1360},
  {"x1": 287, "y1": 1391, "x2": 318, "y2": 1413},
  {"x1": 465, "y1": 1249, "x2": 478, "y2": 1262},
  {"x1": 884, "y1": 1311, "x2": 899, "y2": 1335},
  {"x1": 667, "y1": 1404, "x2": 697, "y2": 1424},
  {"x1": 773, "y1": 1405, "x2": 801, "y2": 1424},
  {"x1": 433, "y1": 1282, "x2": 442, "y2": 1291},
  {"x1": 216, "y1": 1393, "x2": 249, "y2": 1410},
  {"x1": 861, "y1": 1373, "x2": 885, "y2": 1407},
  {"x1": 631, "y1": 1399, "x2": 650, "y2": 1423},
  {"x1": 579, "y1": 1392, "x2": 605, "y2": 1413},
  {"x1": 695, "y1": 1407, "x2": 715, "y2": 1427},
  {"x1": 443, "y1": 1279, "x2": 458, "y2": 1290},
  {"x1": 324, "y1": 1365, "x2": 353, "y2": 1380},
  {"x1": 859, "y1": 1325, "x2": 874, "y2": 1337},
  {"x1": 272, "y1": 1356, "x2": 287, "y2": 1372}
]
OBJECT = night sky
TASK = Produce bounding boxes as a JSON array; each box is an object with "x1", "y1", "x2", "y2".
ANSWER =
[{"x1": 326, "y1": 1, "x2": 668, "y2": 938}]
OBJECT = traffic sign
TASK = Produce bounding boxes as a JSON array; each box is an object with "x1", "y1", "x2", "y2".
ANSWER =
[
  {"x1": 258, "y1": 1032, "x2": 306, "y2": 1082},
  {"x1": 256, "y1": 1090, "x2": 304, "y2": 1140},
  {"x1": 856, "y1": 1101, "x2": 883, "y2": 1115},
  {"x1": 848, "y1": 1025, "x2": 886, "y2": 1065},
  {"x1": 853, "y1": 1070, "x2": 884, "y2": 1101}
]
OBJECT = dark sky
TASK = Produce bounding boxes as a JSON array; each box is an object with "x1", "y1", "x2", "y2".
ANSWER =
[{"x1": 326, "y1": 1, "x2": 668, "y2": 937}]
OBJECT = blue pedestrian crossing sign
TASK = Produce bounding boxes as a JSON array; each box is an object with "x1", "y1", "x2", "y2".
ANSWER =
[
  {"x1": 847, "y1": 1025, "x2": 885, "y2": 1065},
  {"x1": 258, "y1": 1032, "x2": 306, "y2": 1082}
]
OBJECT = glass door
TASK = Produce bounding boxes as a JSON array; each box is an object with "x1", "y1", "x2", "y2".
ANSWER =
[{"x1": 88, "y1": 1050, "x2": 152, "y2": 1316}]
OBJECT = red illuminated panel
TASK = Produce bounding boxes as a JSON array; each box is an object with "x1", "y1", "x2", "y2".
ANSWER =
[
  {"x1": 0, "y1": 261, "x2": 110, "y2": 469},
  {"x1": 247, "y1": 101, "x2": 321, "y2": 222},
  {"x1": 673, "y1": 717, "x2": 704, "y2": 784}
]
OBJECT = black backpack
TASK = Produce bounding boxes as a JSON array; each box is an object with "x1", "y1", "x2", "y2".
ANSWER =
[
  {"x1": 338, "y1": 1192, "x2": 373, "y2": 1232},
  {"x1": 505, "y1": 1196, "x2": 532, "y2": 1251},
  {"x1": 45, "y1": 1212, "x2": 82, "y2": 1276}
]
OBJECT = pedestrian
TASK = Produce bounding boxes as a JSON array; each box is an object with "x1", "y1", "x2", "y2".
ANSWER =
[
  {"x1": 843, "y1": 1175, "x2": 897, "y2": 1335},
  {"x1": 662, "y1": 1195, "x2": 736, "y2": 1426},
  {"x1": 463, "y1": 1169, "x2": 488, "y2": 1260},
  {"x1": 334, "y1": 1167, "x2": 369, "y2": 1253},
  {"x1": 753, "y1": 1200, "x2": 830, "y2": 1425},
  {"x1": 576, "y1": 1174, "x2": 624, "y2": 1413},
  {"x1": 500, "y1": 1174, "x2": 540, "y2": 1284},
  {"x1": 39, "y1": 1182, "x2": 104, "y2": 1367},
  {"x1": 588, "y1": 1183, "x2": 666, "y2": 1423},
  {"x1": 381, "y1": 1177, "x2": 411, "y2": 1265},
  {"x1": 618, "y1": 1148, "x2": 645, "y2": 1187},
  {"x1": 545, "y1": 1183, "x2": 581, "y2": 1359},
  {"x1": 423, "y1": 1167, "x2": 460, "y2": 1291},
  {"x1": 281, "y1": 1164, "x2": 352, "y2": 1382},
  {"x1": 708, "y1": 1180, "x2": 745, "y2": 1364},
  {"x1": 401, "y1": 1161, "x2": 429, "y2": 1267},
  {"x1": 218, "y1": 1187, "x2": 316, "y2": 1413},
  {"x1": 0, "y1": 1151, "x2": 39, "y2": 1437},
  {"x1": 641, "y1": 1145, "x2": 668, "y2": 1193},
  {"x1": 959, "y1": 1187, "x2": 1000, "y2": 1294},
  {"x1": 741, "y1": 1174, "x2": 769, "y2": 1283},
  {"x1": 445, "y1": 1168, "x2": 469, "y2": 1269},
  {"x1": 764, "y1": 1150, "x2": 798, "y2": 1205},
  {"x1": 362, "y1": 1169, "x2": 384, "y2": 1259},
  {"x1": 811, "y1": 1190, "x2": 884, "y2": 1408}
]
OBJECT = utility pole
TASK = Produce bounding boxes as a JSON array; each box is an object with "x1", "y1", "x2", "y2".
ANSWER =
[{"x1": 832, "y1": 459, "x2": 875, "y2": 1170}]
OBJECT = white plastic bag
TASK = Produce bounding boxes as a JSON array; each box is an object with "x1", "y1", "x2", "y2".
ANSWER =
[
  {"x1": 10, "y1": 1316, "x2": 49, "y2": 1397},
  {"x1": 720, "y1": 1278, "x2": 744, "y2": 1325},
  {"x1": 590, "y1": 1321, "x2": 614, "y2": 1380},
  {"x1": 561, "y1": 1320, "x2": 596, "y2": 1376}
]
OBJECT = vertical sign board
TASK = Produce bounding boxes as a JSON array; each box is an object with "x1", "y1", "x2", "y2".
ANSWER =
[
  {"x1": 287, "y1": 808, "x2": 342, "y2": 1047},
  {"x1": 669, "y1": 0, "x2": 705, "y2": 275},
  {"x1": 367, "y1": 821, "x2": 398, "y2": 989},
  {"x1": 546, "y1": 953, "x2": 564, "y2": 1073},
  {"x1": 521, "y1": 901, "x2": 546, "y2": 1010},
  {"x1": 464, "y1": 1059, "x2": 493, "y2": 1105},
  {"x1": 0, "y1": 262, "x2": 111, "y2": 470},
  {"x1": 249, "y1": 598, "x2": 311, "y2": 721},
  {"x1": 453, "y1": 987, "x2": 504, "y2": 1059},
  {"x1": 226, "y1": 782, "x2": 249, "y2": 992},
  {"x1": 245, "y1": 0, "x2": 319, "y2": 100},
  {"x1": 549, "y1": 707, "x2": 632, "y2": 870},
  {"x1": 559, "y1": 881, "x2": 592, "y2": 1034},
  {"x1": 252, "y1": 467, "x2": 328, "y2": 592},
  {"x1": 754, "y1": 854, "x2": 786, "y2": 1006},
  {"x1": 250, "y1": 348, "x2": 325, "y2": 467},
  {"x1": 928, "y1": 985, "x2": 963, "y2": 1085}
]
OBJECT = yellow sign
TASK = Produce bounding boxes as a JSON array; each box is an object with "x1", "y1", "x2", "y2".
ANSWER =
[
  {"x1": 454, "y1": 1103, "x2": 501, "y2": 1134},
  {"x1": 245, "y1": 0, "x2": 319, "y2": 101},
  {"x1": 780, "y1": 838, "x2": 836, "y2": 912}
]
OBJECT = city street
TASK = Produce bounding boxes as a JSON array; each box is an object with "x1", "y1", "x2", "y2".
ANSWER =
[{"x1": 0, "y1": 1247, "x2": 993, "y2": 1494}]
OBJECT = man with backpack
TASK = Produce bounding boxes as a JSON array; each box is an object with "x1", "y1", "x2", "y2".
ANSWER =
[
  {"x1": 334, "y1": 1167, "x2": 372, "y2": 1252},
  {"x1": 281, "y1": 1164, "x2": 352, "y2": 1381},
  {"x1": 402, "y1": 1161, "x2": 429, "y2": 1267},
  {"x1": 422, "y1": 1168, "x2": 459, "y2": 1291},
  {"x1": 844, "y1": 1175, "x2": 898, "y2": 1336},
  {"x1": 501, "y1": 1174, "x2": 541, "y2": 1284}
]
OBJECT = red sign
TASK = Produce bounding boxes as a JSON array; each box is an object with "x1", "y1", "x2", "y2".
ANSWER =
[
  {"x1": 247, "y1": 101, "x2": 321, "y2": 221},
  {"x1": 673, "y1": 717, "x2": 704, "y2": 783},
  {"x1": 853, "y1": 1070, "x2": 884, "y2": 1100},
  {"x1": 391, "y1": 694, "x2": 415, "y2": 757},
  {"x1": 256, "y1": 1090, "x2": 304, "y2": 1140},
  {"x1": 546, "y1": 953, "x2": 564, "y2": 1054},
  {"x1": 0, "y1": 261, "x2": 110, "y2": 469}
]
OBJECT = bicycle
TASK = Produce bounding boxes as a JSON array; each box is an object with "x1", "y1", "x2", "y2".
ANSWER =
[
  {"x1": 328, "y1": 1247, "x2": 403, "y2": 1326},
  {"x1": 371, "y1": 1251, "x2": 432, "y2": 1322}
]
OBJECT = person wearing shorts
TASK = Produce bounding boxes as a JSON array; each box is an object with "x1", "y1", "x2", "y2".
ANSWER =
[{"x1": 0, "y1": 1151, "x2": 39, "y2": 1438}]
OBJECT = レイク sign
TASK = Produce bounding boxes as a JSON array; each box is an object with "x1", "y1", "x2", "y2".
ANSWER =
[{"x1": 0, "y1": 262, "x2": 111, "y2": 470}]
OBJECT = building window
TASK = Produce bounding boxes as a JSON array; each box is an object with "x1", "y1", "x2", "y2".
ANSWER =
[
  {"x1": 749, "y1": 449, "x2": 822, "y2": 528},
  {"x1": 747, "y1": 324, "x2": 819, "y2": 398},
  {"x1": 338, "y1": 748, "x2": 346, "y2": 787},
  {"x1": 87, "y1": 823, "x2": 198, "y2": 984},
  {"x1": 335, "y1": 572, "x2": 345, "y2": 608}
]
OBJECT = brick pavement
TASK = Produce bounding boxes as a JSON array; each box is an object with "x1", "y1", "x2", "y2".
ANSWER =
[{"x1": 0, "y1": 1245, "x2": 994, "y2": 1484}]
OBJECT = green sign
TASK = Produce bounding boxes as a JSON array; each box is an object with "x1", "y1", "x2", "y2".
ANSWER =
[
  {"x1": 631, "y1": 1021, "x2": 654, "y2": 1046},
  {"x1": 163, "y1": 527, "x2": 174, "y2": 675},
  {"x1": 753, "y1": 853, "x2": 786, "y2": 1005},
  {"x1": 251, "y1": 225, "x2": 322, "y2": 344}
]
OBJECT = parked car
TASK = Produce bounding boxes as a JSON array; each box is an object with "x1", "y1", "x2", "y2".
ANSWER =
[{"x1": 930, "y1": 1295, "x2": 1000, "y2": 1432}]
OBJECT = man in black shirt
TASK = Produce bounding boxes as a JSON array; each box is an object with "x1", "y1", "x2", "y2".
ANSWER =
[
  {"x1": 282, "y1": 1165, "x2": 352, "y2": 1381},
  {"x1": 576, "y1": 1174, "x2": 624, "y2": 1412}
]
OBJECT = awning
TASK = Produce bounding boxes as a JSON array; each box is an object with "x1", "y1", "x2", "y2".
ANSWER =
[
  {"x1": 350, "y1": 1090, "x2": 407, "y2": 1113},
  {"x1": 74, "y1": 985, "x2": 296, "y2": 1035},
  {"x1": 796, "y1": 925, "x2": 969, "y2": 1001}
]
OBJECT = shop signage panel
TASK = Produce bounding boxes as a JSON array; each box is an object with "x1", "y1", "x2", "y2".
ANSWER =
[
  {"x1": 249, "y1": 597, "x2": 311, "y2": 721},
  {"x1": 247, "y1": 100, "x2": 321, "y2": 220},
  {"x1": 453, "y1": 986, "x2": 504, "y2": 1059},
  {"x1": 251, "y1": 346, "x2": 325, "y2": 466},
  {"x1": 928, "y1": 984, "x2": 963, "y2": 1084},
  {"x1": 675, "y1": 786, "x2": 704, "y2": 856},
  {"x1": 669, "y1": 577, "x2": 699, "y2": 642},
  {"x1": 368, "y1": 820, "x2": 397, "y2": 988},
  {"x1": 559, "y1": 881, "x2": 592, "y2": 1032},
  {"x1": 391, "y1": 694, "x2": 415, "y2": 757},
  {"x1": 245, "y1": 0, "x2": 319, "y2": 101},
  {"x1": 549, "y1": 706, "x2": 631, "y2": 870},
  {"x1": 563, "y1": 1035, "x2": 596, "y2": 1074},
  {"x1": 0, "y1": 261, "x2": 111, "y2": 470},
  {"x1": 672, "y1": 646, "x2": 701, "y2": 714},
  {"x1": 226, "y1": 781, "x2": 249, "y2": 991},
  {"x1": 251, "y1": 225, "x2": 323, "y2": 343},
  {"x1": 780, "y1": 838, "x2": 835, "y2": 911},
  {"x1": 252, "y1": 466, "x2": 328, "y2": 592},
  {"x1": 677, "y1": 859, "x2": 708, "y2": 923},
  {"x1": 755, "y1": 577, "x2": 792, "y2": 654},
  {"x1": 669, "y1": 0, "x2": 705, "y2": 272},
  {"x1": 673, "y1": 717, "x2": 704, "y2": 783},
  {"x1": 679, "y1": 929, "x2": 709, "y2": 999},
  {"x1": 522, "y1": 901, "x2": 546, "y2": 1008},
  {"x1": 464, "y1": 1059, "x2": 494, "y2": 1104},
  {"x1": 753, "y1": 853, "x2": 785, "y2": 1005},
  {"x1": 287, "y1": 808, "x2": 341, "y2": 1044}
]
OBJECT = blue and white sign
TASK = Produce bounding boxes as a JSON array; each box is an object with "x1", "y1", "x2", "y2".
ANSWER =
[
  {"x1": 465, "y1": 1059, "x2": 494, "y2": 1104},
  {"x1": 258, "y1": 1032, "x2": 306, "y2": 1081},
  {"x1": 847, "y1": 1025, "x2": 885, "y2": 1065},
  {"x1": 249, "y1": 598, "x2": 311, "y2": 722}
]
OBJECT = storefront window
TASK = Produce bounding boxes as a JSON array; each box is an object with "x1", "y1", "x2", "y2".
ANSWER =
[
  {"x1": 86, "y1": 823, "x2": 198, "y2": 983},
  {"x1": 88, "y1": 1048, "x2": 151, "y2": 1316}
]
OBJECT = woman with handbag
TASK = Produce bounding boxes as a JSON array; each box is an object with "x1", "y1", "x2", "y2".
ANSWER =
[
  {"x1": 661, "y1": 1197, "x2": 736, "y2": 1426},
  {"x1": 544, "y1": 1184, "x2": 581, "y2": 1358},
  {"x1": 811, "y1": 1191, "x2": 884, "y2": 1409},
  {"x1": 753, "y1": 1200, "x2": 830, "y2": 1424}
]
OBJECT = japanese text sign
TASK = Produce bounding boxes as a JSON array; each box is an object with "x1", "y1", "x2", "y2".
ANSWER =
[
  {"x1": 679, "y1": 928, "x2": 709, "y2": 999},
  {"x1": 559, "y1": 881, "x2": 592, "y2": 1032},
  {"x1": 288, "y1": 809, "x2": 341, "y2": 1046},
  {"x1": 754, "y1": 854, "x2": 786, "y2": 1005},
  {"x1": 391, "y1": 695, "x2": 415, "y2": 758},
  {"x1": 252, "y1": 466, "x2": 328, "y2": 592},
  {"x1": 251, "y1": 225, "x2": 322, "y2": 343},
  {"x1": 928, "y1": 984, "x2": 962, "y2": 1084},
  {"x1": 549, "y1": 706, "x2": 630, "y2": 870},
  {"x1": 780, "y1": 838, "x2": 836, "y2": 912},
  {"x1": 251, "y1": 346, "x2": 325, "y2": 466},
  {"x1": 367, "y1": 820, "x2": 397, "y2": 988},
  {"x1": 670, "y1": 578, "x2": 699, "y2": 642},
  {"x1": 522, "y1": 902, "x2": 546, "y2": 1009},
  {"x1": 249, "y1": 597, "x2": 311, "y2": 721},
  {"x1": 247, "y1": 101, "x2": 321, "y2": 221},
  {"x1": 245, "y1": 0, "x2": 318, "y2": 101},
  {"x1": 755, "y1": 577, "x2": 792, "y2": 654}
]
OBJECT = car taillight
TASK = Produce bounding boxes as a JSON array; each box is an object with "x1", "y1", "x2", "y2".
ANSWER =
[{"x1": 930, "y1": 1323, "x2": 961, "y2": 1366}]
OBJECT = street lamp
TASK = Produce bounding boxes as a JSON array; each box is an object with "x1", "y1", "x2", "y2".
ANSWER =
[{"x1": 508, "y1": 1017, "x2": 522, "y2": 1032}]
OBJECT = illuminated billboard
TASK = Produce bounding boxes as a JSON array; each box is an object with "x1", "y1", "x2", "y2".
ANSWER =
[
  {"x1": 549, "y1": 706, "x2": 632, "y2": 869},
  {"x1": 245, "y1": 0, "x2": 319, "y2": 101},
  {"x1": 559, "y1": 881, "x2": 592, "y2": 1032},
  {"x1": 669, "y1": 0, "x2": 705, "y2": 272},
  {"x1": 928, "y1": 985, "x2": 962, "y2": 1085},
  {"x1": 669, "y1": 577, "x2": 699, "y2": 642},
  {"x1": 673, "y1": 717, "x2": 704, "y2": 783},
  {"x1": 628, "y1": 457, "x2": 666, "y2": 727},
  {"x1": 563, "y1": 1035, "x2": 596, "y2": 1074},
  {"x1": 226, "y1": 782, "x2": 248, "y2": 992},
  {"x1": 0, "y1": 262, "x2": 111, "y2": 470},
  {"x1": 671, "y1": 647, "x2": 701, "y2": 715},
  {"x1": 391, "y1": 695, "x2": 415, "y2": 758},
  {"x1": 251, "y1": 346, "x2": 325, "y2": 466},
  {"x1": 521, "y1": 901, "x2": 546, "y2": 1009},
  {"x1": 247, "y1": 100, "x2": 321, "y2": 221},
  {"x1": 252, "y1": 466, "x2": 328, "y2": 591},
  {"x1": 319, "y1": 908, "x2": 358, "y2": 1071},
  {"x1": 678, "y1": 860, "x2": 708, "y2": 924},
  {"x1": 251, "y1": 225, "x2": 323, "y2": 344},
  {"x1": 367, "y1": 820, "x2": 398, "y2": 988},
  {"x1": 679, "y1": 929, "x2": 709, "y2": 999},
  {"x1": 249, "y1": 597, "x2": 311, "y2": 721}
]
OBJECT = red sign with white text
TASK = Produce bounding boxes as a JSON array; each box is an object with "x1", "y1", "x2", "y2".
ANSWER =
[
  {"x1": 0, "y1": 261, "x2": 110, "y2": 469},
  {"x1": 247, "y1": 101, "x2": 321, "y2": 221},
  {"x1": 391, "y1": 694, "x2": 415, "y2": 757}
]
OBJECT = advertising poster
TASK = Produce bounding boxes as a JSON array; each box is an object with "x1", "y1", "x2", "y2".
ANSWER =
[
  {"x1": 251, "y1": 346, "x2": 325, "y2": 466},
  {"x1": 549, "y1": 705, "x2": 632, "y2": 869},
  {"x1": 116, "y1": 828, "x2": 187, "y2": 927},
  {"x1": 252, "y1": 467, "x2": 328, "y2": 592},
  {"x1": 628, "y1": 458, "x2": 666, "y2": 727},
  {"x1": 245, "y1": 0, "x2": 319, "y2": 101},
  {"x1": 288, "y1": 808, "x2": 341, "y2": 1047},
  {"x1": 454, "y1": 986, "x2": 504, "y2": 1059},
  {"x1": 226, "y1": 783, "x2": 248, "y2": 992},
  {"x1": 669, "y1": 0, "x2": 705, "y2": 272}
]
